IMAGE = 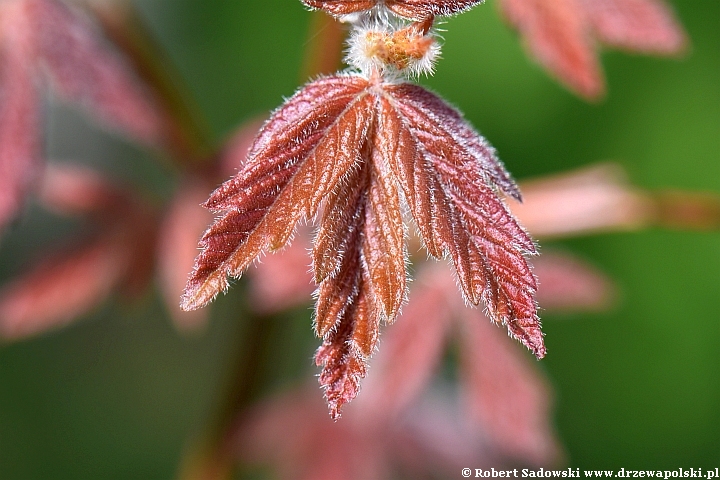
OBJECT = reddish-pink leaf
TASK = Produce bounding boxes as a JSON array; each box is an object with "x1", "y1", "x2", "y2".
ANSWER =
[
  {"x1": 1, "y1": 163, "x2": 158, "y2": 340},
  {"x1": 312, "y1": 153, "x2": 405, "y2": 326},
  {"x1": 379, "y1": 83, "x2": 543, "y2": 357},
  {"x1": 301, "y1": 0, "x2": 377, "y2": 16},
  {"x1": 0, "y1": 4, "x2": 40, "y2": 234},
  {"x1": 500, "y1": 0, "x2": 603, "y2": 99},
  {"x1": 386, "y1": 0, "x2": 484, "y2": 19},
  {"x1": 582, "y1": 0, "x2": 687, "y2": 54},
  {"x1": 313, "y1": 170, "x2": 369, "y2": 339},
  {"x1": 512, "y1": 164, "x2": 720, "y2": 239},
  {"x1": 533, "y1": 251, "x2": 615, "y2": 312},
  {"x1": 182, "y1": 76, "x2": 373, "y2": 311},
  {"x1": 1, "y1": 0, "x2": 167, "y2": 236},
  {"x1": 38, "y1": 163, "x2": 126, "y2": 216},
  {"x1": 302, "y1": 0, "x2": 483, "y2": 19},
  {"x1": 0, "y1": 236, "x2": 127, "y2": 340},
  {"x1": 511, "y1": 163, "x2": 654, "y2": 238},
  {"x1": 185, "y1": 75, "x2": 542, "y2": 416},
  {"x1": 314, "y1": 165, "x2": 378, "y2": 418},
  {"x1": 363, "y1": 150, "x2": 407, "y2": 321},
  {"x1": 315, "y1": 278, "x2": 374, "y2": 420},
  {"x1": 28, "y1": 0, "x2": 164, "y2": 144},
  {"x1": 315, "y1": 297, "x2": 371, "y2": 420},
  {"x1": 459, "y1": 311, "x2": 561, "y2": 465},
  {"x1": 312, "y1": 149, "x2": 371, "y2": 288},
  {"x1": 499, "y1": 0, "x2": 688, "y2": 99}
]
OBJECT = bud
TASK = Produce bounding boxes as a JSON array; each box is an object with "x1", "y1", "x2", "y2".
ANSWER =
[{"x1": 346, "y1": 18, "x2": 440, "y2": 77}]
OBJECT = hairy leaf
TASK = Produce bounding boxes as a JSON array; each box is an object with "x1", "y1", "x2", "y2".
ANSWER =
[
  {"x1": 315, "y1": 270, "x2": 373, "y2": 419},
  {"x1": 301, "y1": 0, "x2": 376, "y2": 16},
  {"x1": 184, "y1": 74, "x2": 543, "y2": 416},
  {"x1": 379, "y1": 83, "x2": 543, "y2": 357},
  {"x1": 313, "y1": 164, "x2": 380, "y2": 418},
  {"x1": 312, "y1": 150, "x2": 407, "y2": 415},
  {"x1": 181, "y1": 76, "x2": 372, "y2": 310},
  {"x1": 314, "y1": 164, "x2": 370, "y2": 339},
  {"x1": 364, "y1": 148, "x2": 407, "y2": 321},
  {"x1": 386, "y1": 0, "x2": 484, "y2": 19},
  {"x1": 315, "y1": 291, "x2": 372, "y2": 420},
  {"x1": 301, "y1": 0, "x2": 483, "y2": 19}
]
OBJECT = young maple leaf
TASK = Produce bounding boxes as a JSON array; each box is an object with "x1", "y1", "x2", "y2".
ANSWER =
[
  {"x1": 301, "y1": 0, "x2": 484, "y2": 19},
  {"x1": 499, "y1": 0, "x2": 688, "y2": 99},
  {"x1": 181, "y1": 74, "x2": 540, "y2": 418},
  {"x1": 0, "y1": 0, "x2": 164, "y2": 235}
]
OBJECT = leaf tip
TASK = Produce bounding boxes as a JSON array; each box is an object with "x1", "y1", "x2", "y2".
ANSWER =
[
  {"x1": 512, "y1": 320, "x2": 546, "y2": 359},
  {"x1": 315, "y1": 337, "x2": 368, "y2": 420},
  {"x1": 179, "y1": 270, "x2": 227, "y2": 312}
]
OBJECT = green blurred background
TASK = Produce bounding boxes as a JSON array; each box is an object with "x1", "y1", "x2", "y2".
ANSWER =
[{"x1": 0, "y1": 0, "x2": 719, "y2": 478}]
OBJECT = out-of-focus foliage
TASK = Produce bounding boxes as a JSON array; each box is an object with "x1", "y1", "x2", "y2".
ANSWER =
[{"x1": 0, "y1": 0, "x2": 718, "y2": 478}]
